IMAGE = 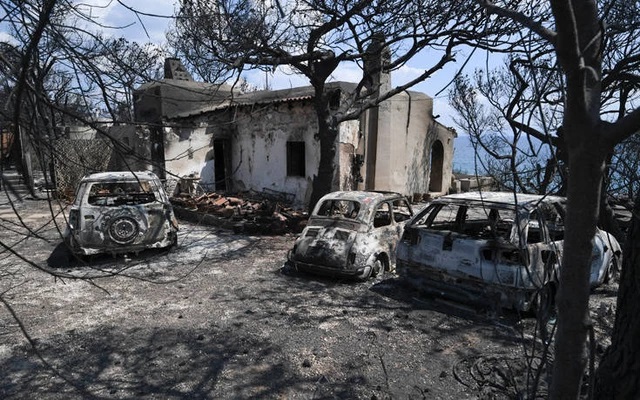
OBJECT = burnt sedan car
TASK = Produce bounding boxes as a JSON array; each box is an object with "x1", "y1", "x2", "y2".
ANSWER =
[
  {"x1": 65, "y1": 171, "x2": 179, "y2": 256},
  {"x1": 396, "y1": 192, "x2": 621, "y2": 313},
  {"x1": 287, "y1": 191, "x2": 413, "y2": 280}
]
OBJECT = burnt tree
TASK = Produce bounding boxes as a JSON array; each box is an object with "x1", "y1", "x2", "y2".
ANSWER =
[
  {"x1": 468, "y1": 1, "x2": 640, "y2": 398},
  {"x1": 595, "y1": 196, "x2": 640, "y2": 397},
  {"x1": 169, "y1": 0, "x2": 500, "y2": 210}
]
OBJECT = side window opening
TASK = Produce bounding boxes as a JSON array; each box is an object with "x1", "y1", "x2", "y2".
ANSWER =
[
  {"x1": 392, "y1": 199, "x2": 413, "y2": 223},
  {"x1": 374, "y1": 203, "x2": 391, "y2": 228},
  {"x1": 420, "y1": 204, "x2": 459, "y2": 231},
  {"x1": 542, "y1": 203, "x2": 565, "y2": 241}
]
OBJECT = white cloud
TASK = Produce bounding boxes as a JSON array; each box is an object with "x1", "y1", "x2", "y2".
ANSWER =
[
  {"x1": 328, "y1": 62, "x2": 362, "y2": 84},
  {"x1": 0, "y1": 31, "x2": 18, "y2": 46},
  {"x1": 432, "y1": 98, "x2": 457, "y2": 130},
  {"x1": 73, "y1": 0, "x2": 175, "y2": 43}
]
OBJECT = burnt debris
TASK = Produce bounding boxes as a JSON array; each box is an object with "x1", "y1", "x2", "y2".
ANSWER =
[{"x1": 170, "y1": 191, "x2": 307, "y2": 235}]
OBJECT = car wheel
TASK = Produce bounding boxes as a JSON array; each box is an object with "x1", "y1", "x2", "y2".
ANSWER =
[
  {"x1": 108, "y1": 216, "x2": 140, "y2": 244},
  {"x1": 357, "y1": 265, "x2": 373, "y2": 281},
  {"x1": 373, "y1": 259, "x2": 386, "y2": 281},
  {"x1": 65, "y1": 235, "x2": 79, "y2": 261},
  {"x1": 604, "y1": 254, "x2": 619, "y2": 284},
  {"x1": 281, "y1": 261, "x2": 296, "y2": 275},
  {"x1": 168, "y1": 232, "x2": 178, "y2": 249}
]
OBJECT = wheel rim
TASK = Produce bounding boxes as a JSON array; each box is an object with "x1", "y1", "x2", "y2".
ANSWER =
[
  {"x1": 374, "y1": 259, "x2": 384, "y2": 277},
  {"x1": 108, "y1": 217, "x2": 139, "y2": 244},
  {"x1": 605, "y1": 256, "x2": 617, "y2": 283}
]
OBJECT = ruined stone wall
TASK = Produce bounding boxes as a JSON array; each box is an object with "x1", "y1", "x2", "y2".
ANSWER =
[
  {"x1": 163, "y1": 100, "x2": 363, "y2": 206},
  {"x1": 160, "y1": 89, "x2": 456, "y2": 206},
  {"x1": 107, "y1": 125, "x2": 154, "y2": 173},
  {"x1": 231, "y1": 101, "x2": 321, "y2": 206},
  {"x1": 338, "y1": 119, "x2": 362, "y2": 191},
  {"x1": 163, "y1": 120, "x2": 214, "y2": 186}
]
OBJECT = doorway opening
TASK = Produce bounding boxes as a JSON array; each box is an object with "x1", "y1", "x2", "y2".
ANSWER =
[
  {"x1": 213, "y1": 139, "x2": 229, "y2": 191},
  {"x1": 429, "y1": 140, "x2": 444, "y2": 192}
]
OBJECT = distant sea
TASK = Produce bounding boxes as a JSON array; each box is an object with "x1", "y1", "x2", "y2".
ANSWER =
[
  {"x1": 452, "y1": 134, "x2": 549, "y2": 175},
  {"x1": 452, "y1": 134, "x2": 485, "y2": 175}
]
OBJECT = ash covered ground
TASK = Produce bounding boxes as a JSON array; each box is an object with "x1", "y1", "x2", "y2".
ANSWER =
[{"x1": 0, "y1": 196, "x2": 618, "y2": 399}]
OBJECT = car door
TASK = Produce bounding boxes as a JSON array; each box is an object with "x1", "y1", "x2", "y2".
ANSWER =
[{"x1": 371, "y1": 201, "x2": 398, "y2": 260}]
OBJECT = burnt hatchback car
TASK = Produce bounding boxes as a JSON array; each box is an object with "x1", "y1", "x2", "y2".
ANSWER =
[
  {"x1": 65, "y1": 171, "x2": 179, "y2": 256},
  {"x1": 396, "y1": 192, "x2": 621, "y2": 313},
  {"x1": 287, "y1": 191, "x2": 413, "y2": 280}
]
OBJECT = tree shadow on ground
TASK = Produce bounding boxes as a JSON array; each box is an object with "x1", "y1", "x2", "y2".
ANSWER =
[
  {"x1": 43, "y1": 227, "x2": 262, "y2": 281},
  {"x1": 269, "y1": 267, "x2": 545, "y2": 398},
  {"x1": 368, "y1": 277, "x2": 557, "y2": 398},
  {"x1": 0, "y1": 325, "x2": 364, "y2": 399}
]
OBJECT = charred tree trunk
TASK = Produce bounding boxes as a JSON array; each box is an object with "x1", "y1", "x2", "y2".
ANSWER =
[
  {"x1": 548, "y1": 3, "x2": 606, "y2": 396},
  {"x1": 594, "y1": 195, "x2": 640, "y2": 398},
  {"x1": 552, "y1": 145, "x2": 606, "y2": 398},
  {"x1": 308, "y1": 93, "x2": 338, "y2": 213}
]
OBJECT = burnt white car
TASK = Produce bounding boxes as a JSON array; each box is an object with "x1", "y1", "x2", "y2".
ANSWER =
[
  {"x1": 396, "y1": 192, "x2": 621, "y2": 312},
  {"x1": 65, "y1": 171, "x2": 179, "y2": 256},
  {"x1": 287, "y1": 191, "x2": 413, "y2": 280}
]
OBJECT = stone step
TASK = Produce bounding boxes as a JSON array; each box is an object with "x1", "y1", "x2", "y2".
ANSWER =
[{"x1": 1, "y1": 169, "x2": 45, "y2": 199}]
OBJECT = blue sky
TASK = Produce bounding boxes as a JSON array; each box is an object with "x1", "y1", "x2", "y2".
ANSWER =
[{"x1": 5, "y1": 0, "x2": 500, "y2": 130}]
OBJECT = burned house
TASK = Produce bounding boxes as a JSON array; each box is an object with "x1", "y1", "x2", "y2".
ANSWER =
[{"x1": 132, "y1": 58, "x2": 456, "y2": 206}]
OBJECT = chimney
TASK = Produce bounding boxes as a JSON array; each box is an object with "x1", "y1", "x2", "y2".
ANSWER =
[
  {"x1": 164, "y1": 58, "x2": 194, "y2": 81},
  {"x1": 363, "y1": 33, "x2": 391, "y2": 94}
]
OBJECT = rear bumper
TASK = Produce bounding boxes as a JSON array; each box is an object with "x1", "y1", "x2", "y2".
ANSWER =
[{"x1": 67, "y1": 229, "x2": 177, "y2": 256}]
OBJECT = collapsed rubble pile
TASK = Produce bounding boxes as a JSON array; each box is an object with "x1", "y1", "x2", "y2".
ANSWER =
[{"x1": 170, "y1": 191, "x2": 308, "y2": 234}]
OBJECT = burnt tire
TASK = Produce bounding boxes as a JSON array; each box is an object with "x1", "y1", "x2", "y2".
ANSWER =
[
  {"x1": 604, "y1": 255, "x2": 619, "y2": 284},
  {"x1": 374, "y1": 259, "x2": 386, "y2": 281},
  {"x1": 357, "y1": 265, "x2": 373, "y2": 281},
  {"x1": 108, "y1": 216, "x2": 140, "y2": 244}
]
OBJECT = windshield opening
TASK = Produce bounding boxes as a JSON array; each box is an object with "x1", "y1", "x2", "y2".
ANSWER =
[
  {"x1": 87, "y1": 181, "x2": 156, "y2": 206},
  {"x1": 315, "y1": 199, "x2": 362, "y2": 221}
]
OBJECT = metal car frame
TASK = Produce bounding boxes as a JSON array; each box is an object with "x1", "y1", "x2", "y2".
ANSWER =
[
  {"x1": 287, "y1": 191, "x2": 413, "y2": 280},
  {"x1": 65, "y1": 171, "x2": 179, "y2": 256},
  {"x1": 396, "y1": 192, "x2": 621, "y2": 312}
]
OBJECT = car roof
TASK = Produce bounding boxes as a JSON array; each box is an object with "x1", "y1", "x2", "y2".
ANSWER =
[
  {"x1": 319, "y1": 190, "x2": 406, "y2": 203},
  {"x1": 434, "y1": 191, "x2": 566, "y2": 211},
  {"x1": 80, "y1": 171, "x2": 160, "y2": 183}
]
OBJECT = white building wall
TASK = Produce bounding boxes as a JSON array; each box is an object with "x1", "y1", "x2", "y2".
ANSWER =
[
  {"x1": 337, "y1": 119, "x2": 361, "y2": 191},
  {"x1": 230, "y1": 102, "x2": 321, "y2": 205},
  {"x1": 164, "y1": 122, "x2": 213, "y2": 185},
  {"x1": 161, "y1": 90, "x2": 454, "y2": 205},
  {"x1": 373, "y1": 92, "x2": 432, "y2": 196}
]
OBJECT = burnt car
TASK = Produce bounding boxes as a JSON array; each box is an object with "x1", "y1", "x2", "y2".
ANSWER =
[
  {"x1": 396, "y1": 192, "x2": 621, "y2": 312},
  {"x1": 65, "y1": 171, "x2": 179, "y2": 256},
  {"x1": 287, "y1": 191, "x2": 413, "y2": 280}
]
